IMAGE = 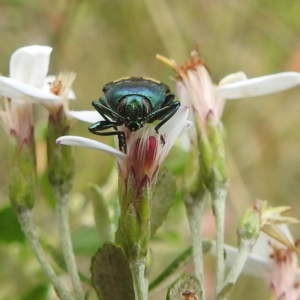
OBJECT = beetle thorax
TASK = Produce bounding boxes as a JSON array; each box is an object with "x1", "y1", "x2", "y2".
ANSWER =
[{"x1": 117, "y1": 95, "x2": 152, "y2": 131}]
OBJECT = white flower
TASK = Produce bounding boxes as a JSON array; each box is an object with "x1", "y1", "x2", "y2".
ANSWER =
[
  {"x1": 0, "y1": 46, "x2": 59, "y2": 104},
  {"x1": 0, "y1": 45, "x2": 60, "y2": 141},
  {"x1": 57, "y1": 107, "x2": 191, "y2": 183},
  {"x1": 157, "y1": 51, "x2": 300, "y2": 150}
]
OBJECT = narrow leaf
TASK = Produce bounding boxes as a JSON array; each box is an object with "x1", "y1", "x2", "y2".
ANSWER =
[
  {"x1": 91, "y1": 243, "x2": 134, "y2": 300},
  {"x1": 44, "y1": 243, "x2": 91, "y2": 284},
  {"x1": 216, "y1": 283, "x2": 234, "y2": 300},
  {"x1": 90, "y1": 184, "x2": 114, "y2": 243},
  {"x1": 150, "y1": 242, "x2": 211, "y2": 294},
  {"x1": 149, "y1": 247, "x2": 192, "y2": 291},
  {"x1": 151, "y1": 168, "x2": 176, "y2": 236},
  {"x1": 20, "y1": 284, "x2": 49, "y2": 300}
]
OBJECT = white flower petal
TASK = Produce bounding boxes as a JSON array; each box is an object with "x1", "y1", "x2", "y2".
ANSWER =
[
  {"x1": 10, "y1": 45, "x2": 52, "y2": 88},
  {"x1": 209, "y1": 242, "x2": 268, "y2": 278},
  {"x1": 56, "y1": 136, "x2": 126, "y2": 161},
  {"x1": 218, "y1": 71, "x2": 248, "y2": 86},
  {"x1": 67, "y1": 110, "x2": 104, "y2": 123},
  {"x1": 160, "y1": 106, "x2": 189, "y2": 135},
  {"x1": 252, "y1": 224, "x2": 294, "y2": 262},
  {"x1": 160, "y1": 106, "x2": 189, "y2": 153},
  {"x1": 179, "y1": 120, "x2": 193, "y2": 137},
  {"x1": 215, "y1": 72, "x2": 300, "y2": 99},
  {"x1": 68, "y1": 89, "x2": 76, "y2": 100},
  {"x1": 179, "y1": 132, "x2": 191, "y2": 152},
  {"x1": 0, "y1": 76, "x2": 60, "y2": 102}
]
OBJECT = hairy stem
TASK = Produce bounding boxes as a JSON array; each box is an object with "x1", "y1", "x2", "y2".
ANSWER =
[
  {"x1": 212, "y1": 187, "x2": 227, "y2": 297},
  {"x1": 185, "y1": 196, "x2": 207, "y2": 300},
  {"x1": 217, "y1": 240, "x2": 252, "y2": 300},
  {"x1": 130, "y1": 259, "x2": 147, "y2": 300},
  {"x1": 55, "y1": 190, "x2": 84, "y2": 300},
  {"x1": 18, "y1": 209, "x2": 74, "y2": 300}
]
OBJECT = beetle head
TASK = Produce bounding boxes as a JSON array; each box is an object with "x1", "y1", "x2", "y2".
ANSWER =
[{"x1": 117, "y1": 95, "x2": 152, "y2": 132}]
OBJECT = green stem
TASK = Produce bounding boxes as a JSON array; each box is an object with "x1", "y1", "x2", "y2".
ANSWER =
[
  {"x1": 130, "y1": 259, "x2": 147, "y2": 300},
  {"x1": 217, "y1": 240, "x2": 252, "y2": 300},
  {"x1": 55, "y1": 190, "x2": 84, "y2": 300},
  {"x1": 18, "y1": 209, "x2": 74, "y2": 300},
  {"x1": 211, "y1": 187, "x2": 227, "y2": 297},
  {"x1": 185, "y1": 197, "x2": 206, "y2": 300}
]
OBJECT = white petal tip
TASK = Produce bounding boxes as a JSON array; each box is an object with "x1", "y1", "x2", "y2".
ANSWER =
[{"x1": 185, "y1": 121, "x2": 193, "y2": 128}]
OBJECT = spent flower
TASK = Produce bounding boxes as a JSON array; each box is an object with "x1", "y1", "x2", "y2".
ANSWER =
[{"x1": 269, "y1": 241, "x2": 300, "y2": 300}]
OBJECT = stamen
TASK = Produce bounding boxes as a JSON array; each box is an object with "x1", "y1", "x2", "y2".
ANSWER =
[{"x1": 156, "y1": 54, "x2": 178, "y2": 71}]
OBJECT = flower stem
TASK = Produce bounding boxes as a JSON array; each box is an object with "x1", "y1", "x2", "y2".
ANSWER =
[
  {"x1": 55, "y1": 189, "x2": 85, "y2": 300},
  {"x1": 130, "y1": 259, "x2": 147, "y2": 300},
  {"x1": 18, "y1": 209, "x2": 74, "y2": 300},
  {"x1": 224, "y1": 240, "x2": 251, "y2": 287},
  {"x1": 216, "y1": 240, "x2": 252, "y2": 300},
  {"x1": 212, "y1": 187, "x2": 227, "y2": 297},
  {"x1": 185, "y1": 195, "x2": 207, "y2": 300}
]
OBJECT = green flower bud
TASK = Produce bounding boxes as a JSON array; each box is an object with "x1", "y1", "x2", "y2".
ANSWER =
[{"x1": 237, "y1": 205, "x2": 261, "y2": 245}]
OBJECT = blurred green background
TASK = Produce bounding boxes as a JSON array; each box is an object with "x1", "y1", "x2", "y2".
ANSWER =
[{"x1": 1, "y1": 0, "x2": 300, "y2": 299}]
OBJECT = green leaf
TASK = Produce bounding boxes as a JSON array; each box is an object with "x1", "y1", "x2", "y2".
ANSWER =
[
  {"x1": 151, "y1": 168, "x2": 176, "y2": 236},
  {"x1": 21, "y1": 284, "x2": 48, "y2": 300},
  {"x1": 0, "y1": 206, "x2": 25, "y2": 243},
  {"x1": 72, "y1": 227, "x2": 102, "y2": 255},
  {"x1": 91, "y1": 243, "x2": 134, "y2": 300},
  {"x1": 90, "y1": 184, "x2": 114, "y2": 243},
  {"x1": 166, "y1": 275, "x2": 202, "y2": 300}
]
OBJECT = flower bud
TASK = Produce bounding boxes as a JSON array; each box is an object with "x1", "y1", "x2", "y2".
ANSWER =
[{"x1": 237, "y1": 204, "x2": 261, "y2": 245}]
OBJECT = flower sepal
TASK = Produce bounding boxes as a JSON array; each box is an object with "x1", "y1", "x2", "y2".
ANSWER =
[
  {"x1": 116, "y1": 170, "x2": 153, "y2": 261},
  {"x1": 9, "y1": 137, "x2": 36, "y2": 213},
  {"x1": 47, "y1": 106, "x2": 74, "y2": 193},
  {"x1": 197, "y1": 111, "x2": 228, "y2": 194}
]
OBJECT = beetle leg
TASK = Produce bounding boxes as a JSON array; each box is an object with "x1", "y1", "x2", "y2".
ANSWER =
[
  {"x1": 92, "y1": 99, "x2": 125, "y2": 122},
  {"x1": 89, "y1": 120, "x2": 127, "y2": 153},
  {"x1": 144, "y1": 101, "x2": 180, "y2": 133},
  {"x1": 142, "y1": 101, "x2": 180, "y2": 146},
  {"x1": 154, "y1": 101, "x2": 180, "y2": 131}
]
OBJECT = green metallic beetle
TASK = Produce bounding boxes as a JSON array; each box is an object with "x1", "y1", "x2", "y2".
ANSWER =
[{"x1": 89, "y1": 77, "x2": 180, "y2": 153}]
